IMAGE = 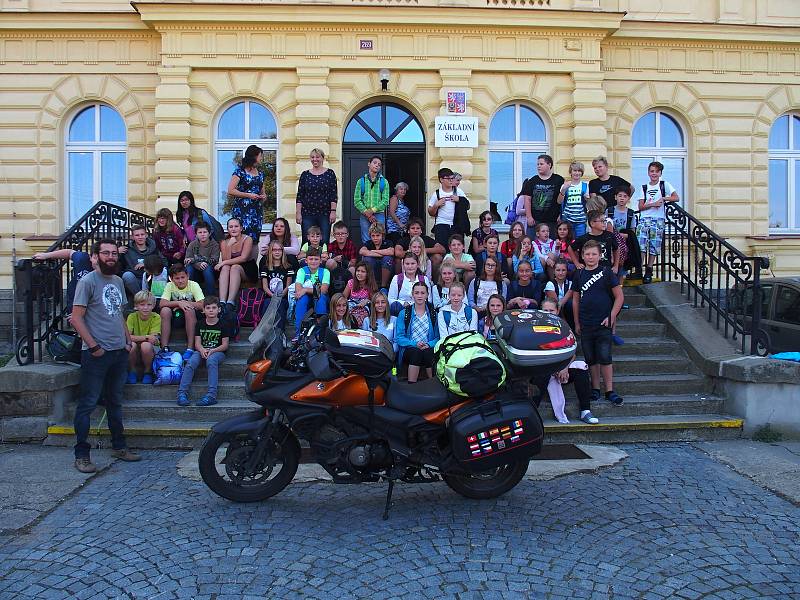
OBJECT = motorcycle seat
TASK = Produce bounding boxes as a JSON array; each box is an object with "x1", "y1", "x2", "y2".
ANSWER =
[{"x1": 385, "y1": 377, "x2": 452, "y2": 415}]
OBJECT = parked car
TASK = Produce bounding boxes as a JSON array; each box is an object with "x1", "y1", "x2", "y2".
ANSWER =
[{"x1": 731, "y1": 277, "x2": 800, "y2": 355}]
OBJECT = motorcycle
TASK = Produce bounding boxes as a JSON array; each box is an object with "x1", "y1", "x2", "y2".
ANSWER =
[{"x1": 198, "y1": 296, "x2": 577, "y2": 518}]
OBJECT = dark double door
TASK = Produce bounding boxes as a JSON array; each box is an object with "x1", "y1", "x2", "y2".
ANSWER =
[{"x1": 342, "y1": 150, "x2": 427, "y2": 239}]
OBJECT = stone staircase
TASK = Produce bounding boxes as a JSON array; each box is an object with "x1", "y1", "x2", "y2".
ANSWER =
[{"x1": 44, "y1": 286, "x2": 742, "y2": 449}]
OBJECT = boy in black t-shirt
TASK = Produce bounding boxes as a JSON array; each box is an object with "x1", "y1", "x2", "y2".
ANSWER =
[
  {"x1": 589, "y1": 156, "x2": 633, "y2": 209},
  {"x1": 176, "y1": 296, "x2": 231, "y2": 407},
  {"x1": 568, "y1": 240, "x2": 624, "y2": 406},
  {"x1": 569, "y1": 210, "x2": 619, "y2": 271},
  {"x1": 359, "y1": 222, "x2": 394, "y2": 288}
]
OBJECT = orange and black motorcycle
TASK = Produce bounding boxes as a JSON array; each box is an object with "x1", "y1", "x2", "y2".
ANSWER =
[{"x1": 198, "y1": 296, "x2": 576, "y2": 518}]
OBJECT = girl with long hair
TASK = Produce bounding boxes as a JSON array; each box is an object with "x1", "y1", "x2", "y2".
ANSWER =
[
  {"x1": 215, "y1": 217, "x2": 257, "y2": 308},
  {"x1": 467, "y1": 255, "x2": 508, "y2": 317},
  {"x1": 479, "y1": 294, "x2": 506, "y2": 341},
  {"x1": 501, "y1": 221, "x2": 525, "y2": 258},
  {"x1": 328, "y1": 293, "x2": 352, "y2": 331},
  {"x1": 258, "y1": 239, "x2": 295, "y2": 329},
  {"x1": 343, "y1": 261, "x2": 377, "y2": 327},
  {"x1": 260, "y1": 216, "x2": 300, "y2": 258},
  {"x1": 408, "y1": 235, "x2": 431, "y2": 279},
  {"x1": 362, "y1": 290, "x2": 396, "y2": 348},
  {"x1": 431, "y1": 259, "x2": 458, "y2": 309},
  {"x1": 153, "y1": 207, "x2": 185, "y2": 265}
]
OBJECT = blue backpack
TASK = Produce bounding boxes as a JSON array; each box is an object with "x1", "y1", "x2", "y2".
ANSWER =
[
  {"x1": 442, "y1": 306, "x2": 474, "y2": 331},
  {"x1": 359, "y1": 175, "x2": 387, "y2": 204},
  {"x1": 153, "y1": 351, "x2": 184, "y2": 385}
]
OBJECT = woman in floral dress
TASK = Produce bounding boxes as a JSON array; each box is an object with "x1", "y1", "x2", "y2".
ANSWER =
[{"x1": 227, "y1": 144, "x2": 266, "y2": 245}]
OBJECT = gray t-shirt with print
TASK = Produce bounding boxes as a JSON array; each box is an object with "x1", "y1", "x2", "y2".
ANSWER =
[{"x1": 73, "y1": 270, "x2": 127, "y2": 350}]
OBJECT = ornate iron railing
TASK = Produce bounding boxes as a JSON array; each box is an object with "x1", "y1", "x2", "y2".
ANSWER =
[
  {"x1": 657, "y1": 203, "x2": 769, "y2": 355},
  {"x1": 15, "y1": 202, "x2": 154, "y2": 365}
]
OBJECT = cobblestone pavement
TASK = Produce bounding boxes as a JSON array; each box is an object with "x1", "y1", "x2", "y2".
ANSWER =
[{"x1": 1, "y1": 444, "x2": 799, "y2": 599}]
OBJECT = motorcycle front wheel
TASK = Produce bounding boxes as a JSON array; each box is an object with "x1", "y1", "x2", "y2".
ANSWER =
[
  {"x1": 198, "y1": 425, "x2": 300, "y2": 503},
  {"x1": 442, "y1": 460, "x2": 529, "y2": 500}
]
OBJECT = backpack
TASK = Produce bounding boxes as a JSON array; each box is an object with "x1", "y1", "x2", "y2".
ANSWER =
[
  {"x1": 642, "y1": 181, "x2": 667, "y2": 202},
  {"x1": 359, "y1": 175, "x2": 387, "y2": 206},
  {"x1": 200, "y1": 209, "x2": 225, "y2": 243},
  {"x1": 238, "y1": 287, "x2": 266, "y2": 328},
  {"x1": 153, "y1": 351, "x2": 184, "y2": 385},
  {"x1": 396, "y1": 272, "x2": 426, "y2": 293},
  {"x1": 329, "y1": 265, "x2": 352, "y2": 296},
  {"x1": 434, "y1": 331, "x2": 506, "y2": 397},
  {"x1": 436, "y1": 189, "x2": 472, "y2": 236},
  {"x1": 442, "y1": 305, "x2": 474, "y2": 332},
  {"x1": 221, "y1": 309, "x2": 241, "y2": 342},
  {"x1": 504, "y1": 192, "x2": 521, "y2": 225},
  {"x1": 402, "y1": 303, "x2": 438, "y2": 336},
  {"x1": 46, "y1": 330, "x2": 81, "y2": 365}
]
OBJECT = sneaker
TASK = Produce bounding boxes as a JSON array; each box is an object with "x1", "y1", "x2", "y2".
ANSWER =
[
  {"x1": 74, "y1": 457, "x2": 97, "y2": 473},
  {"x1": 141, "y1": 372, "x2": 154, "y2": 385},
  {"x1": 197, "y1": 394, "x2": 218, "y2": 407},
  {"x1": 556, "y1": 417, "x2": 570, "y2": 424},
  {"x1": 182, "y1": 348, "x2": 195, "y2": 361},
  {"x1": 591, "y1": 388, "x2": 602, "y2": 403},
  {"x1": 177, "y1": 392, "x2": 191, "y2": 407},
  {"x1": 111, "y1": 448, "x2": 142, "y2": 462},
  {"x1": 161, "y1": 346, "x2": 171, "y2": 354},
  {"x1": 643, "y1": 269, "x2": 653, "y2": 285},
  {"x1": 126, "y1": 372, "x2": 138, "y2": 385},
  {"x1": 606, "y1": 391, "x2": 624, "y2": 406},
  {"x1": 612, "y1": 334, "x2": 625, "y2": 346},
  {"x1": 580, "y1": 410, "x2": 599, "y2": 424}
]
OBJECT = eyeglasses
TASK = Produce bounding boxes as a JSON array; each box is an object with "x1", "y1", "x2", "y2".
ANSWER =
[
  {"x1": 485, "y1": 264, "x2": 496, "y2": 268},
  {"x1": 98, "y1": 251, "x2": 119, "y2": 257}
]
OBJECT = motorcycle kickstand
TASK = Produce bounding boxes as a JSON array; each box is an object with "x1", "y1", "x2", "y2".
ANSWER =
[{"x1": 382, "y1": 479, "x2": 395, "y2": 521}]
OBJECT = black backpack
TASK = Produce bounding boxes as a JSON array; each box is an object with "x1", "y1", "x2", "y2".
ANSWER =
[
  {"x1": 329, "y1": 265, "x2": 352, "y2": 296},
  {"x1": 47, "y1": 331, "x2": 82, "y2": 365}
]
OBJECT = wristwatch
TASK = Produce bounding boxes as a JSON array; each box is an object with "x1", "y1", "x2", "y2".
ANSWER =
[{"x1": 88, "y1": 344, "x2": 101, "y2": 353}]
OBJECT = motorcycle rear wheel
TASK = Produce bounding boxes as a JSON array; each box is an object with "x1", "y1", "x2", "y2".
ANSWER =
[
  {"x1": 198, "y1": 426, "x2": 300, "y2": 503},
  {"x1": 442, "y1": 460, "x2": 529, "y2": 500}
]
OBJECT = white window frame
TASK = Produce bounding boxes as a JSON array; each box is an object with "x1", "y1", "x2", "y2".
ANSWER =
[
  {"x1": 213, "y1": 99, "x2": 279, "y2": 221},
  {"x1": 64, "y1": 102, "x2": 127, "y2": 226},
  {"x1": 488, "y1": 104, "x2": 549, "y2": 231},
  {"x1": 631, "y1": 110, "x2": 687, "y2": 209},
  {"x1": 768, "y1": 113, "x2": 800, "y2": 233}
]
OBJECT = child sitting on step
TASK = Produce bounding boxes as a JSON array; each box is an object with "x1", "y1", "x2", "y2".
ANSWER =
[{"x1": 176, "y1": 296, "x2": 231, "y2": 407}]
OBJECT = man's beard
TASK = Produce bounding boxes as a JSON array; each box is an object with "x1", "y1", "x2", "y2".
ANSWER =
[{"x1": 97, "y1": 259, "x2": 117, "y2": 275}]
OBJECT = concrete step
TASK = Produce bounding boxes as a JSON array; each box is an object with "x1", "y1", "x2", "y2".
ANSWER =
[
  {"x1": 610, "y1": 337, "x2": 683, "y2": 356},
  {"x1": 43, "y1": 412, "x2": 743, "y2": 449},
  {"x1": 63, "y1": 391, "x2": 723, "y2": 425},
  {"x1": 541, "y1": 414, "x2": 743, "y2": 443},
  {"x1": 616, "y1": 306, "x2": 658, "y2": 322},
  {"x1": 120, "y1": 370, "x2": 709, "y2": 402},
  {"x1": 600, "y1": 354, "x2": 695, "y2": 376},
  {"x1": 620, "y1": 292, "x2": 647, "y2": 307},
  {"x1": 610, "y1": 322, "x2": 666, "y2": 338},
  {"x1": 551, "y1": 393, "x2": 724, "y2": 418},
  {"x1": 608, "y1": 373, "x2": 711, "y2": 396}
]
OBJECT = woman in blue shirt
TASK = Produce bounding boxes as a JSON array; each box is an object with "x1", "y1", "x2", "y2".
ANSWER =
[{"x1": 395, "y1": 282, "x2": 439, "y2": 383}]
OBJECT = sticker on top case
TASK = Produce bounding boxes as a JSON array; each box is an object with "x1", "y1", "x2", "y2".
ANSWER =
[
  {"x1": 533, "y1": 325, "x2": 561, "y2": 334},
  {"x1": 517, "y1": 313, "x2": 533, "y2": 320}
]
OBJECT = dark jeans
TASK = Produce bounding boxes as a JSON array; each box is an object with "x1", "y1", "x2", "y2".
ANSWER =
[
  {"x1": 302, "y1": 214, "x2": 331, "y2": 245},
  {"x1": 187, "y1": 263, "x2": 216, "y2": 296},
  {"x1": 580, "y1": 324, "x2": 613, "y2": 366},
  {"x1": 74, "y1": 348, "x2": 128, "y2": 458},
  {"x1": 431, "y1": 223, "x2": 453, "y2": 249}
]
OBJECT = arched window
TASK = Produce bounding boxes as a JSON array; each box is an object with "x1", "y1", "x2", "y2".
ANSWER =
[
  {"x1": 65, "y1": 103, "x2": 126, "y2": 225},
  {"x1": 768, "y1": 113, "x2": 800, "y2": 231},
  {"x1": 488, "y1": 104, "x2": 548, "y2": 223},
  {"x1": 631, "y1": 111, "x2": 687, "y2": 207},
  {"x1": 214, "y1": 99, "x2": 278, "y2": 221}
]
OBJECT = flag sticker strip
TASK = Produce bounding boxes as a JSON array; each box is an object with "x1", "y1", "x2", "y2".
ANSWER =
[{"x1": 466, "y1": 419, "x2": 529, "y2": 455}]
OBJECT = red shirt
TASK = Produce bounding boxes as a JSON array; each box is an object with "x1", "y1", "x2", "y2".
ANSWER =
[{"x1": 329, "y1": 238, "x2": 357, "y2": 263}]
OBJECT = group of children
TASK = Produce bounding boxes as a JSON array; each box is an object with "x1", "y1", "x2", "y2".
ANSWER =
[{"x1": 34, "y1": 158, "x2": 677, "y2": 418}]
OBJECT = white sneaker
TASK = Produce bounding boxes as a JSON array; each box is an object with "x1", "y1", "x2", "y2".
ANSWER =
[{"x1": 580, "y1": 410, "x2": 599, "y2": 424}]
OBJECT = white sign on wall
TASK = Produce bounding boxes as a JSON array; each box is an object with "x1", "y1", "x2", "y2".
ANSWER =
[{"x1": 434, "y1": 116, "x2": 479, "y2": 148}]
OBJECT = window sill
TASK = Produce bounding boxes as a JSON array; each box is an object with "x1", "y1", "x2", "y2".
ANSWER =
[{"x1": 748, "y1": 234, "x2": 800, "y2": 241}]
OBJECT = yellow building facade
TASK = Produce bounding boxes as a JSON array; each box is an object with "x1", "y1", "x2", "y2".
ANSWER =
[{"x1": 2, "y1": 0, "x2": 800, "y2": 287}]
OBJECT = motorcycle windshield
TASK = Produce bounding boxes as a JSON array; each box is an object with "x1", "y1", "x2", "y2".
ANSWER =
[{"x1": 248, "y1": 293, "x2": 283, "y2": 353}]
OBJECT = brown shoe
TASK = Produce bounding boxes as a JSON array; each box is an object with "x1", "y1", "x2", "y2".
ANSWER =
[
  {"x1": 74, "y1": 457, "x2": 97, "y2": 473},
  {"x1": 111, "y1": 448, "x2": 142, "y2": 462}
]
